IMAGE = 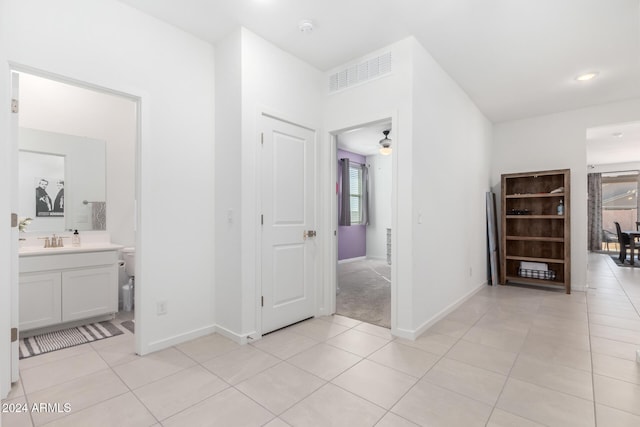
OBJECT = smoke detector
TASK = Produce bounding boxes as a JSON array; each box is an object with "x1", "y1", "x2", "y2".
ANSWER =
[{"x1": 298, "y1": 20, "x2": 314, "y2": 34}]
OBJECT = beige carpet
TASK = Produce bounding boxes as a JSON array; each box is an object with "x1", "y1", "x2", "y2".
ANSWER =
[{"x1": 336, "y1": 259, "x2": 391, "y2": 329}]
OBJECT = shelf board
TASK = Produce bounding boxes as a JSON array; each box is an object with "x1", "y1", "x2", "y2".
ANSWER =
[
  {"x1": 506, "y1": 193, "x2": 565, "y2": 199},
  {"x1": 506, "y1": 215, "x2": 565, "y2": 219},
  {"x1": 505, "y1": 276, "x2": 565, "y2": 287},
  {"x1": 506, "y1": 255, "x2": 565, "y2": 264},
  {"x1": 506, "y1": 236, "x2": 564, "y2": 242}
]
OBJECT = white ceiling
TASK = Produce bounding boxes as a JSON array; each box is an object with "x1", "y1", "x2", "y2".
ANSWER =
[
  {"x1": 337, "y1": 122, "x2": 392, "y2": 156},
  {"x1": 117, "y1": 0, "x2": 640, "y2": 124}
]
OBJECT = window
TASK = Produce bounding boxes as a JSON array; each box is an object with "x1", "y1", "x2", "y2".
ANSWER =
[
  {"x1": 349, "y1": 164, "x2": 363, "y2": 224},
  {"x1": 602, "y1": 171, "x2": 638, "y2": 233}
]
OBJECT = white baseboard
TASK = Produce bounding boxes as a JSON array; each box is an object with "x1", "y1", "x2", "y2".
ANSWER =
[
  {"x1": 338, "y1": 256, "x2": 367, "y2": 264},
  {"x1": 394, "y1": 281, "x2": 488, "y2": 341},
  {"x1": 145, "y1": 324, "x2": 217, "y2": 354},
  {"x1": 214, "y1": 324, "x2": 254, "y2": 345}
]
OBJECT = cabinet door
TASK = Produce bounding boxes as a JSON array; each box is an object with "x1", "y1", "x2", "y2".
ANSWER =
[
  {"x1": 19, "y1": 272, "x2": 62, "y2": 330},
  {"x1": 62, "y1": 266, "x2": 117, "y2": 322}
]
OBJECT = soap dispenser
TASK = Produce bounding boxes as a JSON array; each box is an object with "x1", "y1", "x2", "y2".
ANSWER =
[{"x1": 72, "y1": 229, "x2": 80, "y2": 247}]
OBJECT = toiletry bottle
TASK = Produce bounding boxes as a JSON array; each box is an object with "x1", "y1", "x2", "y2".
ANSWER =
[
  {"x1": 557, "y1": 199, "x2": 564, "y2": 216},
  {"x1": 72, "y1": 229, "x2": 80, "y2": 247}
]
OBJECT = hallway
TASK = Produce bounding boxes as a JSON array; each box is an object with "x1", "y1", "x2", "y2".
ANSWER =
[{"x1": 2, "y1": 253, "x2": 640, "y2": 426}]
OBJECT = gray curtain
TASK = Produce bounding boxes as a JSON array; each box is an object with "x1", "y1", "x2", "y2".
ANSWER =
[
  {"x1": 587, "y1": 173, "x2": 602, "y2": 251},
  {"x1": 361, "y1": 164, "x2": 370, "y2": 226},
  {"x1": 339, "y1": 158, "x2": 351, "y2": 226}
]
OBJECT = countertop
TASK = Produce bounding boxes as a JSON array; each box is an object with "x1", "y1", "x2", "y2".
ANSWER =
[{"x1": 19, "y1": 243, "x2": 124, "y2": 257}]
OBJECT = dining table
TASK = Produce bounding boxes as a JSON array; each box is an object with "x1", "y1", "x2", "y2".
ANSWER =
[{"x1": 624, "y1": 230, "x2": 640, "y2": 265}]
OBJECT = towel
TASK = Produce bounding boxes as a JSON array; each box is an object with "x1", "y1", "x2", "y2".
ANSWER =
[
  {"x1": 91, "y1": 202, "x2": 106, "y2": 230},
  {"x1": 520, "y1": 261, "x2": 548, "y2": 271}
]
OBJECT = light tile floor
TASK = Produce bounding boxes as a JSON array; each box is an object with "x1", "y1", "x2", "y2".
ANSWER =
[{"x1": 3, "y1": 253, "x2": 640, "y2": 426}]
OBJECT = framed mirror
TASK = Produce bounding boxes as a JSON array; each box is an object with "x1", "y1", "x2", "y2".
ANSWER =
[{"x1": 19, "y1": 128, "x2": 106, "y2": 233}]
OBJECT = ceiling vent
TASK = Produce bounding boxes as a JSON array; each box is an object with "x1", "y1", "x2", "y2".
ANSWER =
[{"x1": 329, "y1": 52, "x2": 392, "y2": 93}]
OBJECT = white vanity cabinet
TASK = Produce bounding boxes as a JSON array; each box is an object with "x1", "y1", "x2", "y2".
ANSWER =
[{"x1": 19, "y1": 249, "x2": 119, "y2": 332}]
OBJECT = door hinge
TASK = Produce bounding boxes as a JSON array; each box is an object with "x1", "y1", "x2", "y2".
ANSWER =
[
  {"x1": 261, "y1": 214, "x2": 263, "y2": 225},
  {"x1": 11, "y1": 98, "x2": 18, "y2": 114},
  {"x1": 260, "y1": 133, "x2": 264, "y2": 146},
  {"x1": 11, "y1": 328, "x2": 17, "y2": 343},
  {"x1": 261, "y1": 296, "x2": 264, "y2": 307},
  {"x1": 11, "y1": 213, "x2": 18, "y2": 228}
]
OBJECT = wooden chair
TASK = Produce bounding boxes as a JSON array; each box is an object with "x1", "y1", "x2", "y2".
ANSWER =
[{"x1": 614, "y1": 221, "x2": 640, "y2": 262}]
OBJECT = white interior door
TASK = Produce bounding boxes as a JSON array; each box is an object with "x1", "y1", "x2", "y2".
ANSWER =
[
  {"x1": 261, "y1": 115, "x2": 317, "y2": 334},
  {"x1": 10, "y1": 72, "x2": 20, "y2": 382}
]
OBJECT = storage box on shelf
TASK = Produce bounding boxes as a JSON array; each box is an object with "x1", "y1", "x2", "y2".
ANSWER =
[{"x1": 500, "y1": 169, "x2": 571, "y2": 293}]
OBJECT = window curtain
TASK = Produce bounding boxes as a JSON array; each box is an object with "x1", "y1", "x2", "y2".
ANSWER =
[
  {"x1": 587, "y1": 172, "x2": 602, "y2": 251},
  {"x1": 360, "y1": 163, "x2": 370, "y2": 226},
  {"x1": 339, "y1": 158, "x2": 351, "y2": 226}
]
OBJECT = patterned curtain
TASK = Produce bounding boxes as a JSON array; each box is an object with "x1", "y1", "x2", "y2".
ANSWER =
[
  {"x1": 587, "y1": 173, "x2": 602, "y2": 251},
  {"x1": 360, "y1": 164, "x2": 370, "y2": 226},
  {"x1": 338, "y1": 158, "x2": 351, "y2": 226}
]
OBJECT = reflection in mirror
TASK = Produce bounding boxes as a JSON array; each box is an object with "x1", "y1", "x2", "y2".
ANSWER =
[{"x1": 19, "y1": 128, "x2": 106, "y2": 232}]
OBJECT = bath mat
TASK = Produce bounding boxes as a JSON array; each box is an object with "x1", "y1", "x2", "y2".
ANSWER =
[
  {"x1": 19, "y1": 321, "x2": 124, "y2": 359},
  {"x1": 121, "y1": 320, "x2": 135, "y2": 334}
]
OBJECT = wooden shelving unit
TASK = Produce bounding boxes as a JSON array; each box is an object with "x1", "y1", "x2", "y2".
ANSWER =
[{"x1": 500, "y1": 169, "x2": 571, "y2": 293}]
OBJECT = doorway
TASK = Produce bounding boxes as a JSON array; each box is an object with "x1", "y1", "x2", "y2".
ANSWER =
[
  {"x1": 335, "y1": 121, "x2": 392, "y2": 329},
  {"x1": 10, "y1": 69, "x2": 139, "y2": 376}
]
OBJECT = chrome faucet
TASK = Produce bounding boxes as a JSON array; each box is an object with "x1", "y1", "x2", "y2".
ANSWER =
[{"x1": 50, "y1": 234, "x2": 58, "y2": 248}]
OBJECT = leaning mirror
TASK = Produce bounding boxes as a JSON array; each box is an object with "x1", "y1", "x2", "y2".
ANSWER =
[{"x1": 19, "y1": 128, "x2": 106, "y2": 233}]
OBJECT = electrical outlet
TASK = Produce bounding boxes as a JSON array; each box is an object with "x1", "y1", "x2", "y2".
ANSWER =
[{"x1": 157, "y1": 300, "x2": 168, "y2": 315}]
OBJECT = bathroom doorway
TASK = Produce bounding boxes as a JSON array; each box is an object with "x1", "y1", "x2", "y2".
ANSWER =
[
  {"x1": 11, "y1": 69, "x2": 139, "y2": 371},
  {"x1": 335, "y1": 120, "x2": 393, "y2": 329}
]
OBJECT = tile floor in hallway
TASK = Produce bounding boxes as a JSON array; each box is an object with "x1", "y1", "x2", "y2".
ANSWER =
[{"x1": 3, "y1": 252, "x2": 640, "y2": 426}]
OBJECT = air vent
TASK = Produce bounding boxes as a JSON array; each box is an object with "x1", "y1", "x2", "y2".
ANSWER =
[{"x1": 329, "y1": 52, "x2": 392, "y2": 93}]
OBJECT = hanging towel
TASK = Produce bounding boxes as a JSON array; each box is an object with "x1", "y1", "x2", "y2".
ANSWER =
[{"x1": 91, "y1": 202, "x2": 106, "y2": 230}]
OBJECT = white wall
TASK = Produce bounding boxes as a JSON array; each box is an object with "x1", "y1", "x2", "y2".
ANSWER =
[
  {"x1": 18, "y1": 74, "x2": 136, "y2": 245},
  {"x1": 409, "y1": 39, "x2": 493, "y2": 332},
  {"x1": 1, "y1": 0, "x2": 216, "y2": 362},
  {"x1": 366, "y1": 153, "x2": 392, "y2": 259},
  {"x1": 324, "y1": 38, "x2": 414, "y2": 333},
  {"x1": 214, "y1": 28, "x2": 323, "y2": 340},
  {"x1": 492, "y1": 98, "x2": 640, "y2": 291},
  {"x1": 325, "y1": 38, "x2": 493, "y2": 338},
  {"x1": 214, "y1": 29, "x2": 242, "y2": 337}
]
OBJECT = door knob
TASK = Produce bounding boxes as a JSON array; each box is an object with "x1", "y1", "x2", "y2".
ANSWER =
[{"x1": 303, "y1": 230, "x2": 317, "y2": 240}]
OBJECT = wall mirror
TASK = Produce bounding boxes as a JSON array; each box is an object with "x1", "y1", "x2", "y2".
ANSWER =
[{"x1": 19, "y1": 128, "x2": 106, "y2": 233}]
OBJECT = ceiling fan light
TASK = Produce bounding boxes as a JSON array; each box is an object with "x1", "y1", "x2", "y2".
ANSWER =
[{"x1": 379, "y1": 129, "x2": 392, "y2": 155}]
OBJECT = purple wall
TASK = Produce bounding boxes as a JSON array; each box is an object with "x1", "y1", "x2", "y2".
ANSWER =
[{"x1": 338, "y1": 149, "x2": 366, "y2": 260}]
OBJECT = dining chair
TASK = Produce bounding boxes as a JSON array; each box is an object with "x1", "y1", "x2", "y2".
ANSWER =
[{"x1": 615, "y1": 221, "x2": 640, "y2": 263}]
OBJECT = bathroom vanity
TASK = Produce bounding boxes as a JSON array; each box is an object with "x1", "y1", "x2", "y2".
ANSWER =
[{"x1": 18, "y1": 244, "x2": 122, "y2": 333}]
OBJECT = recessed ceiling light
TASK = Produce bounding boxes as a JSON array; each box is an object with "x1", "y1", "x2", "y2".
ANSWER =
[
  {"x1": 575, "y1": 72, "x2": 599, "y2": 82},
  {"x1": 298, "y1": 20, "x2": 314, "y2": 34},
  {"x1": 612, "y1": 132, "x2": 624, "y2": 138}
]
